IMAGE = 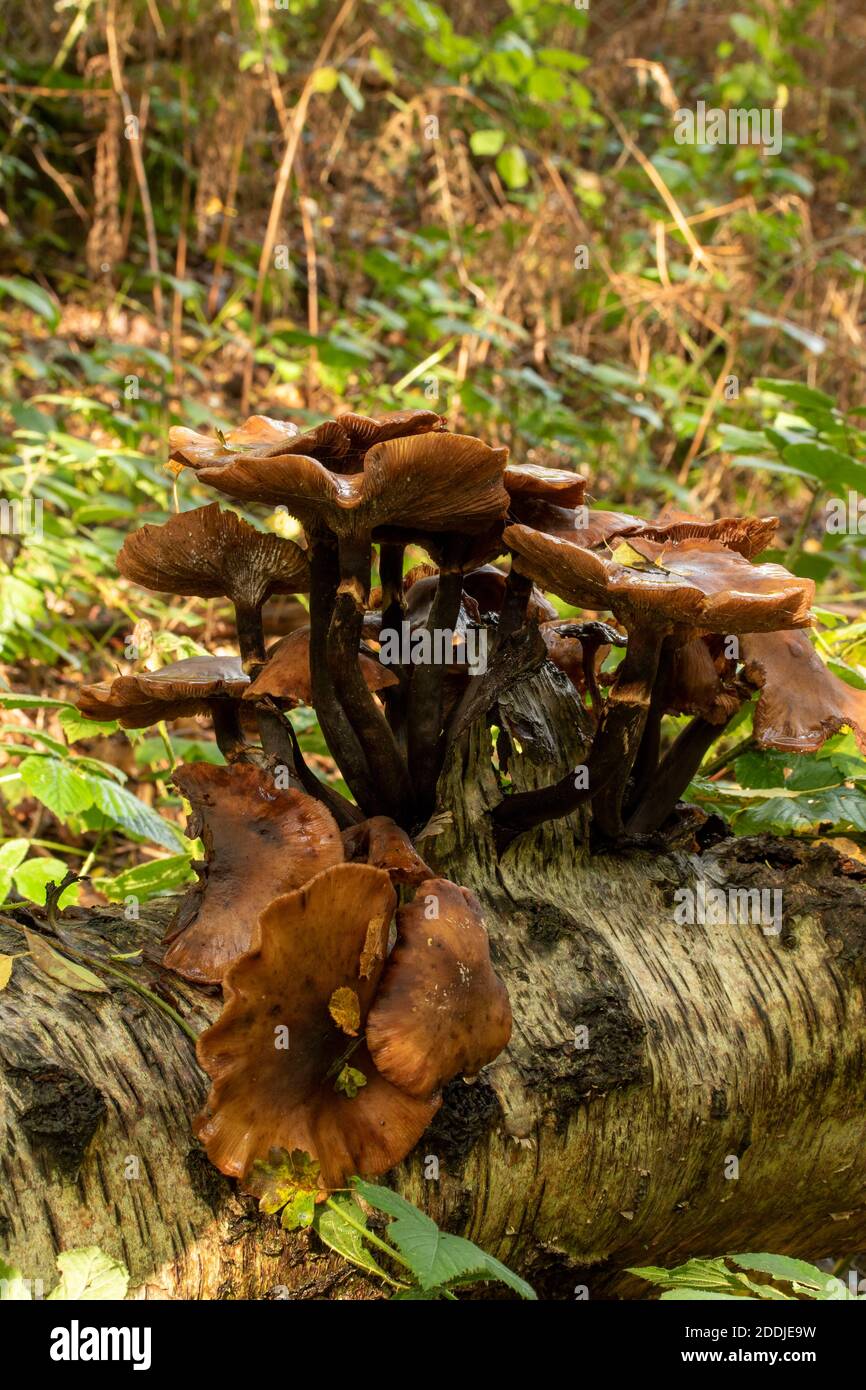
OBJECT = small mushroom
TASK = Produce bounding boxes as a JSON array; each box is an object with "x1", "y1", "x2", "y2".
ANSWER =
[
  {"x1": 340, "y1": 816, "x2": 433, "y2": 886},
  {"x1": 195, "y1": 862, "x2": 440, "y2": 1187},
  {"x1": 243, "y1": 627, "x2": 398, "y2": 707},
  {"x1": 741, "y1": 629, "x2": 866, "y2": 754},
  {"x1": 163, "y1": 764, "x2": 344, "y2": 982},
  {"x1": 365, "y1": 877, "x2": 512, "y2": 1098},
  {"x1": 117, "y1": 504, "x2": 310, "y2": 672},
  {"x1": 77, "y1": 655, "x2": 249, "y2": 758},
  {"x1": 169, "y1": 415, "x2": 302, "y2": 469}
]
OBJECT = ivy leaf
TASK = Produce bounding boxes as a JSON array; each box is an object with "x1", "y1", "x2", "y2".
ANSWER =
[
  {"x1": 354, "y1": 1180, "x2": 537, "y2": 1298},
  {"x1": 48, "y1": 1247, "x2": 129, "y2": 1301},
  {"x1": 22, "y1": 928, "x2": 108, "y2": 994}
]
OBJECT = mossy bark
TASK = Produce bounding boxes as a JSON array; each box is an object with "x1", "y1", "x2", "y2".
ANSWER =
[{"x1": 1, "y1": 660, "x2": 865, "y2": 1300}]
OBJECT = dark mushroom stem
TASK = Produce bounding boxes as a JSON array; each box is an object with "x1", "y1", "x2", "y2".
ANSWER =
[
  {"x1": 406, "y1": 563, "x2": 464, "y2": 812},
  {"x1": 255, "y1": 697, "x2": 363, "y2": 829},
  {"x1": 622, "y1": 638, "x2": 675, "y2": 815},
  {"x1": 308, "y1": 533, "x2": 381, "y2": 814},
  {"x1": 209, "y1": 700, "x2": 247, "y2": 762},
  {"x1": 378, "y1": 540, "x2": 408, "y2": 730},
  {"x1": 590, "y1": 626, "x2": 666, "y2": 841},
  {"x1": 234, "y1": 598, "x2": 267, "y2": 674},
  {"x1": 497, "y1": 567, "x2": 534, "y2": 642},
  {"x1": 328, "y1": 535, "x2": 414, "y2": 821},
  {"x1": 492, "y1": 626, "x2": 664, "y2": 845},
  {"x1": 557, "y1": 621, "x2": 625, "y2": 721},
  {"x1": 626, "y1": 713, "x2": 732, "y2": 836}
]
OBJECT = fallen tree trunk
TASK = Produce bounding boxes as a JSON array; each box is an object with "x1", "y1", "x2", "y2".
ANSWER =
[{"x1": 2, "y1": 662, "x2": 865, "y2": 1299}]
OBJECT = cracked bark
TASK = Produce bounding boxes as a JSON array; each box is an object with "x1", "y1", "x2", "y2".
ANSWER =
[{"x1": 1, "y1": 659, "x2": 865, "y2": 1300}]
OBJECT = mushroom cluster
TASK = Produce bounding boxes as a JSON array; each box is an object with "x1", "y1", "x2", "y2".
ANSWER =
[{"x1": 84, "y1": 406, "x2": 858, "y2": 1188}]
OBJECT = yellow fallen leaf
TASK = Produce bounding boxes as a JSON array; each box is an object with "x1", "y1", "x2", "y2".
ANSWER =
[
  {"x1": 23, "y1": 929, "x2": 108, "y2": 994},
  {"x1": 328, "y1": 986, "x2": 360, "y2": 1036},
  {"x1": 0, "y1": 954, "x2": 13, "y2": 990}
]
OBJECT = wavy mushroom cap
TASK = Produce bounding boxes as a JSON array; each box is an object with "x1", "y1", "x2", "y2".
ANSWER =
[
  {"x1": 504, "y1": 524, "x2": 814, "y2": 635},
  {"x1": 243, "y1": 627, "x2": 398, "y2": 708},
  {"x1": 365, "y1": 877, "x2": 512, "y2": 1099},
  {"x1": 77, "y1": 655, "x2": 248, "y2": 728},
  {"x1": 340, "y1": 816, "x2": 433, "y2": 886},
  {"x1": 461, "y1": 564, "x2": 558, "y2": 622},
  {"x1": 505, "y1": 462, "x2": 587, "y2": 508},
  {"x1": 617, "y1": 514, "x2": 779, "y2": 560},
  {"x1": 169, "y1": 415, "x2": 302, "y2": 469},
  {"x1": 118, "y1": 503, "x2": 311, "y2": 606},
  {"x1": 198, "y1": 431, "x2": 509, "y2": 540},
  {"x1": 667, "y1": 637, "x2": 745, "y2": 724},
  {"x1": 163, "y1": 764, "x2": 344, "y2": 983},
  {"x1": 741, "y1": 629, "x2": 866, "y2": 755},
  {"x1": 195, "y1": 862, "x2": 440, "y2": 1187}
]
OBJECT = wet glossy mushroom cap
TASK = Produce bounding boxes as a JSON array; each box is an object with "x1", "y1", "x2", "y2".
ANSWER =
[
  {"x1": 170, "y1": 415, "x2": 302, "y2": 469},
  {"x1": 461, "y1": 564, "x2": 557, "y2": 622},
  {"x1": 511, "y1": 502, "x2": 644, "y2": 549},
  {"x1": 77, "y1": 655, "x2": 248, "y2": 727},
  {"x1": 198, "y1": 432, "x2": 509, "y2": 541},
  {"x1": 194, "y1": 862, "x2": 440, "y2": 1187},
  {"x1": 118, "y1": 503, "x2": 310, "y2": 605},
  {"x1": 503, "y1": 525, "x2": 814, "y2": 636},
  {"x1": 618, "y1": 514, "x2": 779, "y2": 560},
  {"x1": 335, "y1": 408, "x2": 446, "y2": 469},
  {"x1": 163, "y1": 764, "x2": 344, "y2": 982},
  {"x1": 340, "y1": 816, "x2": 433, "y2": 886},
  {"x1": 504, "y1": 462, "x2": 587, "y2": 508},
  {"x1": 365, "y1": 877, "x2": 512, "y2": 1099},
  {"x1": 243, "y1": 627, "x2": 398, "y2": 708},
  {"x1": 741, "y1": 629, "x2": 866, "y2": 754},
  {"x1": 539, "y1": 622, "x2": 590, "y2": 692}
]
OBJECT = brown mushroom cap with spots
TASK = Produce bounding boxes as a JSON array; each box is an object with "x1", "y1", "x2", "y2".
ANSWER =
[
  {"x1": 243, "y1": 627, "x2": 398, "y2": 708},
  {"x1": 740, "y1": 629, "x2": 866, "y2": 755},
  {"x1": 195, "y1": 862, "x2": 440, "y2": 1188},
  {"x1": 117, "y1": 503, "x2": 311, "y2": 669},
  {"x1": 365, "y1": 877, "x2": 512, "y2": 1099},
  {"x1": 163, "y1": 764, "x2": 344, "y2": 983},
  {"x1": 340, "y1": 816, "x2": 432, "y2": 886}
]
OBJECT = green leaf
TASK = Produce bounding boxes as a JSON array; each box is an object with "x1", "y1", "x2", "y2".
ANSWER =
[
  {"x1": 755, "y1": 378, "x2": 836, "y2": 411},
  {"x1": 334, "y1": 1063, "x2": 367, "y2": 1098},
  {"x1": 14, "y1": 857, "x2": 80, "y2": 908},
  {"x1": 249, "y1": 1148, "x2": 322, "y2": 1220},
  {"x1": 783, "y1": 442, "x2": 866, "y2": 493},
  {"x1": 311, "y1": 66, "x2": 339, "y2": 93},
  {"x1": 0, "y1": 1257, "x2": 32, "y2": 1300},
  {"x1": 354, "y1": 1180, "x2": 536, "y2": 1299},
  {"x1": 0, "y1": 838, "x2": 29, "y2": 903},
  {"x1": 18, "y1": 755, "x2": 95, "y2": 820},
  {"x1": 0, "y1": 694, "x2": 73, "y2": 711},
  {"x1": 0, "y1": 276, "x2": 60, "y2": 331},
  {"x1": 728, "y1": 1252, "x2": 834, "y2": 1290},
  {"x1": 337, "y1": 71, "x2": 364, "y2": 111},
  {"x1": 280, "y1": 1189, "x2": 317, "y2": 1231},
  {"x1": 660, "y1": 1288, "x2": 747, "y2": 1301},
  {"x1": 93, "y1": 855, "x2": 195, "y2": 903},
  {"x1": 315, "y1": 1195, "x2": 392, "y2": 1282},
  {"x1": 496, "y1": 145, "x2": 529, "y2": 190},
  {"x1": 470, "y1": 128, "x2": 506, "y2": 157},
  {"x1": 58, "y1": 708, "x2": 119, "y2": 743},
  {"x1": 84, "y1": 774, "x2": 183, "y2": 850},
  {"x1": 48, "y1": 1247, "x2": 129, "y2": 1301}
]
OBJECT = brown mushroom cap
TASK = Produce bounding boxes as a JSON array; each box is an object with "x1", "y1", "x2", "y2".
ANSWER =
[
  {"x1": 77, "y1": 655, "x2": 248, "y2": 728},
  {"x1": 666, "y1": 637, "x2": 745, "y2": 724},
  {"x1": 365, "y1": 877, "x2": 512, "y2": 1099},
  {"x1": 504, "y1": 525, "x2": 814, "y2": 635},
  {"x1": 741, "y1": 629, "x2": 866, "y2": 754},
  {"x1": 539, "y1": 622, "x2": 590, "y2": 692},
  {"x1": 504, "y1": 462, "x2": 586, "y2": 508},
  {"x1": 169, "y1": 415, "x2": 302, "y2": 469},
  {"x1": 243, "y1": 627, "x2": 398, "y2": 707},
  {"x1": 340, "y1": 816, "x2": 433, "y2": 886},
  {"x1": 118, "y1": 503, "x2": 310, "y2": 606},
  {"x1": 195, "y1": 862, "x2": 440, "y2": 1187},
  {"x1": 618, "y1": 514, "x2": 779, "y2": 559},
  {"x1": 461, "y1": 564, "x2": 558, "y2": 622},
  {"x1": 163, "y1": 764, "x2": 344, "y2": 982},
  {"x1": 198, "y1": 432, "x2": 509, "y2": 540}
]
